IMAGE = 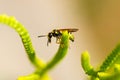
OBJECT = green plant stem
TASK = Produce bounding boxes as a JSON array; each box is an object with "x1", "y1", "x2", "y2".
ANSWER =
[
  {"x1": 38, "y1": 31, "x2": 70, "y2": 75},
  {"x1": 0, "y1": 14, "x2": 45, "y2": 69},
  {"x1": 81, "y1": 44, "x2": 120, "y2": 80},
  {"x1": 81, "y1": 51, "x2": 97, "y2": 76},
  {"x1": 99, "y1": 44, "x2": 120, "y2": 72}
]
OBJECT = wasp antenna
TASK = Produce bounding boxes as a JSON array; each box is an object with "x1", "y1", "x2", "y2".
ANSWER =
[{"x1": 38, "y1": 35, "x2": 47, "y2": 37}]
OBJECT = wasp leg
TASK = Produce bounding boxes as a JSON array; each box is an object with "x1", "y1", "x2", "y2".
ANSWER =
[
  {"x1": 47, "y1": 37, "x2": 52, "y2": 46},
  {"x1": 69, "y1": 33, "x2": 74, "y2": 42},
  {"x1": 56, "y1": 37, "x2": 61, "y2": 44}
]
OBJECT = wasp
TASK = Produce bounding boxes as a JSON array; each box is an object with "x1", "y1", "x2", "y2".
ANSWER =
[{"x1": 38, "y1": 28, "x2": 78, "y2": 46}]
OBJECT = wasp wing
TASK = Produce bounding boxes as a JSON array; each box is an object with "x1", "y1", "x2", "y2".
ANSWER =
[{"x1": 57, "y1": 28, "x2": 79, "y2": 32}]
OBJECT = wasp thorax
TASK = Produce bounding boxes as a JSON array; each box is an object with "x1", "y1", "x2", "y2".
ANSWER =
[{"x1": 52, "y1": 29, "x2": 62, "y2": 37}]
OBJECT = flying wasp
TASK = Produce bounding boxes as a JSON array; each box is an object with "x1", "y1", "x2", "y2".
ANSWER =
[{"x1": 38, "y1": 28, "x2": 79, "y2": 46}]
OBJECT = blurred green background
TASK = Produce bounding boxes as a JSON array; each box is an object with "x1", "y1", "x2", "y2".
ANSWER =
[{"x1": 0, "y1": 0, "x2": 120, "y2": 80}]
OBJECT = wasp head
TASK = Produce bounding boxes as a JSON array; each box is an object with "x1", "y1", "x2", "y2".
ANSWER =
[{"x1": 47, "y1": 32, "x2": 53, "y2": 46}]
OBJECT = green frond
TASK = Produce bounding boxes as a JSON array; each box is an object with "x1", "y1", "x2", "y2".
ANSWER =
[{"x1": 99, "y1": 44, "x2": 120, "y2": 72}]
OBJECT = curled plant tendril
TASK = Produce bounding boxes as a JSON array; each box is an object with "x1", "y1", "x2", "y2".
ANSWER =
[
  {"x1": 0, "y1": 14, "x2": 72, "y2": 80},
  {"x1": 81, "y1": 44, "x2": 120, "y2": 80},
  {"x1": 0, "y1": 14, "x2": 45, "y2": 69}
]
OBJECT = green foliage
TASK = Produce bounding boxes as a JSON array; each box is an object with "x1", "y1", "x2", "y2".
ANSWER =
[
  {"x1": 0, "y1": 14, "x2": 72, "y2": 80},
  {"x1": 81, "y1": 44, "x2": 120, "y2": 80},
  {"x1": 1, "y1": 14, "x2": 120, "y2": 80}
]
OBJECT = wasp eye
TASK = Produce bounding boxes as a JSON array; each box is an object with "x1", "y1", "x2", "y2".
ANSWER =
[{"x1": 53, "y1": 30, "x2": 58, "y2": 33}]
